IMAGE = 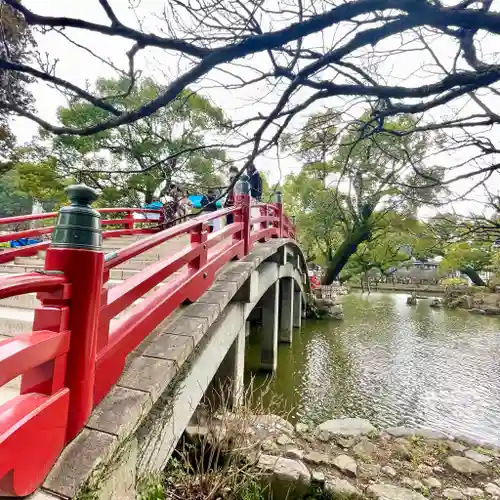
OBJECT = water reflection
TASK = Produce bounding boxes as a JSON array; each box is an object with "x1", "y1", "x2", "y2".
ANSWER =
[{"x1": 245, "y1": 292, "x2": 500, "y2": 446}]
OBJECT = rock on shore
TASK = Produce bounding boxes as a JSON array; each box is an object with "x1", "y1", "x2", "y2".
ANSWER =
[{"x1": 185, "y1": 415, "x2": 500, "y2": 499}]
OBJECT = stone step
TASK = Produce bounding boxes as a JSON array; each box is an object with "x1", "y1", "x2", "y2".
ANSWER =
[
  {"x1": 14, "y1": 257, "x2": 156, "y2": 272},
  {"x1": 0, "y1": 385, "x2": 20, "y2": 406},
  {"x1": 0, "y1": 263, "x2": 141, "y2": 280},
  {"x1": 0, "y1": 303, "x2": 138, "y2": 338},
  {"x1": 0, "y1": 306, "x2": 35, "y2": 336},
  {"x1": 0, "y1": 264, "x2": 42, "y2": 274},
  {"x1": 0, "y1": 293, "x2": 38, "y2": 310},
  {"x1": 0, "y1": 268, "x2": 185, "y2": 311}
]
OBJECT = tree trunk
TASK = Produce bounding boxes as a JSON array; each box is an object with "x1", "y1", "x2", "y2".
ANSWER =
[
  {"x1": 461, "y1": 268, "x2": 486, "y2": 287},
  {"x1": 322, "y1": 226, "x2": 370, "y2": 285},
  {"x1": 145, "y1": 190, "x2": 154, "y2": 204}
]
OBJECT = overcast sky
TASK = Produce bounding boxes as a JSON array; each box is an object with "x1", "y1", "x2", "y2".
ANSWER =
[{"x1": 12, "y1": 0, "x2": 500, "y2": 216}]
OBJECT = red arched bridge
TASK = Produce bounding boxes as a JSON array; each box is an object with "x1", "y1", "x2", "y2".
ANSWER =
[{"x1": 0, "y1": 178, "x2": 308, "y2": 498}]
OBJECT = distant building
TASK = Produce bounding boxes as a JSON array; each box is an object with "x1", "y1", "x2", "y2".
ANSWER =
[{"x1": 409, "y1": 256, "x2": 442, "y2": 270}]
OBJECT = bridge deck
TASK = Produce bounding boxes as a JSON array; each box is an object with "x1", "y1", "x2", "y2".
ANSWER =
[
  {"x1": 39, "y1": 238, "x2": 304, "y2": 500},
  {"x1": 0, "y1": 195, "x2": 299, "y2": 498}
]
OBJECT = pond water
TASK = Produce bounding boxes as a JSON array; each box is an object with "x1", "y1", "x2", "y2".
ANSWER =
[{"x1": 245, "y1": 292, "x2": 500, "y2": 446}]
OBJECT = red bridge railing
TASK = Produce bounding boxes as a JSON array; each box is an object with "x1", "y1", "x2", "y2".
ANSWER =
[
  {"x1": 0, "y1": 180, "x2": 296, "y2": 496},
  {"x1": 0, "y1": 207, "x2": 163, "y2": 264}
]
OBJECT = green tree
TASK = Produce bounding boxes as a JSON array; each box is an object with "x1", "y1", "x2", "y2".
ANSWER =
[
  {"x1": 339, "y1": 214, "x2": 436, "y2": 282},
  {"x1": 0, "y1": 1, "x2": 35, "y2": 161},
  {"x1": 440, "y1": 242, "x2": 492, "y2": 286},
  {"x1": 0, "y1": 169, "x2": 32, "y2": 218},
  {"x1": 283, "y1": 169, "x2": 344, "y2": 264},
  {"x1": 283, "y1": 110, "x2": 443, "y2": 283},
  {"x1": 36, "y1": 77, "x2": 229, "y2": 206}
]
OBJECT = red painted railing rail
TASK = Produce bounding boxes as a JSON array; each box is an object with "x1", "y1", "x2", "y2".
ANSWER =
[
  {"x1": 0, "y1": 182, "x2": 296, "y2": 496},
  {"x1": 0, "y1": 208, "x2": 164, "y2": 264}
]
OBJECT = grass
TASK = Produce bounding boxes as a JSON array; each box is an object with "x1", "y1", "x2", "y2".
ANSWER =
[
  {"x1": 474, "y1": 446, "x2": 497, "y2": 457},
  {"x1": 137, "y1": 473, "x2": 166, "y2": 500},
  {"x1": 142, "y1": 377, "x2": 364, "y2": 500},
  {"x1": 161, "y1": 377, "x2": 291, "y2": 500}
]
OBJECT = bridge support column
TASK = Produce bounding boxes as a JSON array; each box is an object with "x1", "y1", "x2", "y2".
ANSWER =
[
  {"x1": 261, "y1": 281, "x2": 279, "y2": 371},
  {"x1": 209, "y1": 323, "x2": 246, "y2": 408},
  {"x1": 279, "y1": 277, "x2": 294, "y2": 343},
  {"x1": 293, "y1": 288, "x2": 302, "y2": 329}
]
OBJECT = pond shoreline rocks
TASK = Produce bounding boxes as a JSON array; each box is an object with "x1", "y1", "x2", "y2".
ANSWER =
[
  {"x1": 185, "y1": 415, "x2": 500, "y2": 499},
  {"x1": 307, "y1": 295, "x2": 345, "y2": 320}
]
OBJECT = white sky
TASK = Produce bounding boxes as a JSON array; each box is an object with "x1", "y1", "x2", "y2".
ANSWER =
[{"x1": 11, "y1": 0, "x2": 500, "y2": 217}]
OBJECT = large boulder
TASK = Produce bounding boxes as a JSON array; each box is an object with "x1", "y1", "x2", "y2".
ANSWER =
[
  {"x1": 316, "y1": 418, "x2": 377, "y2": 441},
  {"x1": 429, "y1": 298, "x2": 442, "y2": 308},
  {"x1": 447, "y1": 456, "x2": 487, "y2": 475},
  {"x1": 325, "y1": 478, "x2": 362, "y2": 498},
  {"x1": 385, "y1": 427, "x2": 449, "y2": 440},
  {"x1": 366, "y1": 483, "x2": 427, "y2": 500},
  {"x1": 257, "y1": 455, "x2": 311, "y2": 500},
  {"x1": 407, "y1": 293, "x2": 417, "y2": 305},
  {"x1": 307, "y1": 296, "x2": 345, "y2": 319}
]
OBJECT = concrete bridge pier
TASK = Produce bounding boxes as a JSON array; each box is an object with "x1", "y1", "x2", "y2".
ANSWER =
[
  {"x1": 208, "y1": 322, "x2": 246, "y2": 409},
  {"x1": 294, "y1": 288, "x2": 302, "y2": 329},
  {"x1": 279, "y1": 277, "x2": 294, "y2": 343},
  {"x1": 260, "y1": 281, "x2": 280, "y2": 371}
]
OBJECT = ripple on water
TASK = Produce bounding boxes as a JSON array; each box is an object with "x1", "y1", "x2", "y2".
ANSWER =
[{"x1": 247, "y1": 292, "x2": 500, "y2": 446}]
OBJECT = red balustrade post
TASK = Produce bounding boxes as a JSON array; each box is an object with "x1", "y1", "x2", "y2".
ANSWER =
[
  {"x1": 275, "y1": 191, "x2": 283, "y2": 238},
  {"x1": 124, "y1": 210, "x2": 134, "y2": 232},
  {"x1": 45, "y1": 185, "x2": 104, "y2": 441},
  {"x1": 20, "y1": 285, "x2": 71, "y2": 397},
  {"x1": 234, "y1": 174, "x2": 251, "y2": 255},
  {"x1": 189, "y1": 222, "x2": 209, "y2": 271},
  {"x1": 97, "y1": 269, "x2": 111, "y2": 353}
]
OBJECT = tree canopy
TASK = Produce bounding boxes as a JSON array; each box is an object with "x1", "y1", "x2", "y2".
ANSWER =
[
  {"x1": 1, "y1": 0, "x2": 500, "y2": 196},
  {"x1": 0, "y1": 0, "x2": 34, "y2": 161},
  {"x1": 21, "y1": 77, "x2": 230, "y2": 206},
  {"x1": 283, "y1": 111, "x2": 443, "y2": 282}
]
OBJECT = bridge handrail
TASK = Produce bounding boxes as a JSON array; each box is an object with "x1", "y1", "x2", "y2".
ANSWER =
[
  {"x1": 0, "y1": 208, "x2": 163, "y2": 245},
  {"x1": 0, "y1": 272, "x2": 68, "y2": 299},
  {"x1": 0, "y1": 207, "x2": 161, "y2": 226},
  {"x1": 104, "y1": 205, "x2": 238, "y2": 270},
  {"x1": 0, "y1": 185, "x2": 297, "y2": 497},
  {"x1": 0, "y1": 331, "x2": 70, "y2": 388}
]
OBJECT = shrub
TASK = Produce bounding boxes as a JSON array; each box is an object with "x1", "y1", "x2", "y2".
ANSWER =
[{"x1": 441, "y1": 277, "x2": 468, "y2": 286}]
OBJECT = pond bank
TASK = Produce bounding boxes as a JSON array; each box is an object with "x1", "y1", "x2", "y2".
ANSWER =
[
  {"x1": 184, "y1": 414, "x2": 500, "y2": 499},
  {"x1": 245, "y1": 292, "x2": 500, "y2": 447},
  {"x1": 444, "y1": 287, "x2": 500, "y2": 316},
  {"x1": 350, "y1": 283, "x2": 449, "y2": 294}
]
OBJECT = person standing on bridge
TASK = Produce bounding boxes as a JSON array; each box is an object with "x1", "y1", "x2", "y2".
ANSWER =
[
  {"x1": 177, "y1": 187, "x2": 192, "y2": 222},
  {"x1": 224, "y1": 165, "x2": 239, "y2": 226},
  {"x1": 161, "y1": 183, "x2": 180, "y2": 229},
  {"x1": 201, "y1": 188, "x2": 218, "y2": 232},
  {"x1": 248, "y1": 162, "x2": 262, "y2": 229},
  {"x1": 248, "y1": 162, "x2": 262, "y2": 202}
]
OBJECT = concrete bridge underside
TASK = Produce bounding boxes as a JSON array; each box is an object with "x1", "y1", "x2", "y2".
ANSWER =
[{"x1": 28, "y1": 238, "x2": 307, "y2": 500}]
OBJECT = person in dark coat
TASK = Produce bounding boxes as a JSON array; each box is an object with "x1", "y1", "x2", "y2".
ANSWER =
[
  {"x1": 248, "y1": 163, "x2": 262, "y2": 202},
  {"x1": 201, "y1": 189, "x2": 218, "y2": 232},
  {"x1": 162, "y1": 183, "x2": 180, "y2": 229},
  {"x1": 225, "y1": 166, "x2": 239, "y2": 225}
]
